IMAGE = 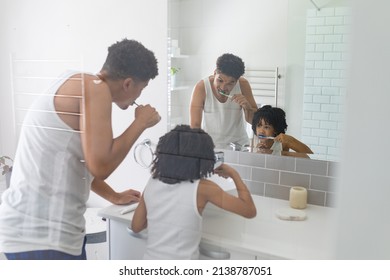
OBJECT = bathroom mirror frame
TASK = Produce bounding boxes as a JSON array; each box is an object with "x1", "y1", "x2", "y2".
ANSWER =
[{"x1": 167, "y1": 0, "x2": 351, "y2": 163}]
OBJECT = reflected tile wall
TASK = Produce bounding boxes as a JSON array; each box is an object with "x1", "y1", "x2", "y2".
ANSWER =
[{"x1": 221, "y1": 150, "x2": 338, "y2": 207}]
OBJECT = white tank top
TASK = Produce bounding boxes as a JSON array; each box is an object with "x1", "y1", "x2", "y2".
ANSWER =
[
  {"x1": 0, "y1": 70, "x2": 93, "y2": 255},
  {"x1": 143, "y1": 178, "x2": 202, "y2": 259},
  {"x1": 202, "y1": 77, "x2": 249, "y2": 149}
]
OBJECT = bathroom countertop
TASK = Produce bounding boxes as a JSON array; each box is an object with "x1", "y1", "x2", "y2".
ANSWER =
[{"x1": 98, "y1": 195, "x2": 337, "y2": 260}]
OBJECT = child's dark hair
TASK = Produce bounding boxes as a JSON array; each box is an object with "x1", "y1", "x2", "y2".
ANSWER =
[
  {"x1": 151, "y1": 125, "x2": 215, "y2": 184},
  {"x1": 252, "y1": 105, "x2": 288, "y2": 136},
  {"x1": 102, "y1": 38, "x2": 158, "y2": 81},
  {"x1": 216, "y1": 53, "x2": 245, "y2": 80}
]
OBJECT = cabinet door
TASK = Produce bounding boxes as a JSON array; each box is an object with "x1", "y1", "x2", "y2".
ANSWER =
[
  {"x1": 255, "y1": 252, "x2": 287, "y2": 260},
  {"x1": 199, "y1": 242, "x2": 256, "y2": 260},
  {"x1": 86, "y1": 242, "x2": 108, "y2": 260},
  {"x1": 108, "y1": 219, "x2": 146, "y2": 260},
  {"x1": 229, "y1": 248, "x2": 256, "y2": 260}
]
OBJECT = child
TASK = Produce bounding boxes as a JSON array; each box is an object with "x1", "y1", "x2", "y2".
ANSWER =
[
  {"x1": 131, "y1": 125, "x2": 256, "y2": 259},
  {"x1": 252, "y1": 105, "x2": 313, "y2": 157}
]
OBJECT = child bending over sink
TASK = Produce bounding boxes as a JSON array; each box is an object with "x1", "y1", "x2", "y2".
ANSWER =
[{"x1": 131, "y1": 124, "x2": 256, "y2": 259}]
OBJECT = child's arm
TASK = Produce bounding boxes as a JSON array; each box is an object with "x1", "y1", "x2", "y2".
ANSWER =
[
  {"x1": 281, "y1": 151, "x2": 311, "y2": 158},
  {"x1": 131, "y1": 194, "x2": 147, "y2": 233},
  {"x1": 198, "y1": 164, "x2": 256, "y2": 218},
  {"x1": 275, "y1": 133, "x2": 313, "y2": 154}
]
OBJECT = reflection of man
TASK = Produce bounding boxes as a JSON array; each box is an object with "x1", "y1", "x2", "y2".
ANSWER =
[{"x1": 189, "y1": 53, "x2": 258, "y2": 149}]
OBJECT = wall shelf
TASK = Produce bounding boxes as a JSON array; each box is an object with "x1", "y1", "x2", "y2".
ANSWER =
[
  {"x1": 171, "y1": 85, "x2": 190, "y2": 91},
  {"x1": 170, "y1": 54, "x2": 189, "y2": 58}
]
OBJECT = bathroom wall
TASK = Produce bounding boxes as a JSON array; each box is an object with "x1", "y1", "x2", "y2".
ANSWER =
[
  {"x1": 223, "y1": 150, "x2": 338, "y2": 207},
  {"x1": 301, "y1": 7, "x2": 351, "y2": 162},
  {"x1": 285, "y1": 0, "x2": 350, "y2": 149},
  {"x1": 0, "y1": 0, "x2": 168, "y2": 207},
  {"x1": 333, "y1": 0, "x2": 390, "y2": 259}
]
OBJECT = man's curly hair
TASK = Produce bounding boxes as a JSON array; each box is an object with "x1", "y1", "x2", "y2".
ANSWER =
[
  {"x1": 102, "y1": 38, "x2": 158, "y2": 81},
  {"x1": 151, "y1": 125, "x2": 215, "y2": 184},
  {"x1": 216, "y1": 53, "x2": 245, "y2": 80}
]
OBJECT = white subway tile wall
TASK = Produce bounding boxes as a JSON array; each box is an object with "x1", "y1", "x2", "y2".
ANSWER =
[
  {"x1": 302, "y1": 7, "x2": 351, "y2": 161},
  {"x1": 223, "y1": 150, "x2": 338, "y2": 208}
]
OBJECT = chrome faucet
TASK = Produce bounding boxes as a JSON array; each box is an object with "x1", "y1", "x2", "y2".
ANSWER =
[
  {"x1": 229, "y1": 142, "x2": 241, "y2": 151},
  {"x1": 229, "y1": 142, "x2": 250, "y2": 152}
]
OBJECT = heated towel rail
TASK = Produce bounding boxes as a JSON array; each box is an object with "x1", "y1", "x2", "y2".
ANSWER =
[{"x1": 244, "y1": 67, "x2": 281, "y2": 107}]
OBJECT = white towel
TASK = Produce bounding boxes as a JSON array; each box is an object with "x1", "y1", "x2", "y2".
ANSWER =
[{"x1": 271, "y1": 141, "x2": 282, "y2": 156}]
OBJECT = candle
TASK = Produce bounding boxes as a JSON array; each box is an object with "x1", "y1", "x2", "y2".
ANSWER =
[{"x1": 289, "y1": 186, "x2": 308, "y2": 209}]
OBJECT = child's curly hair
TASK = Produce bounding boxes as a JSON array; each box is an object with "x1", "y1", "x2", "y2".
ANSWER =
[
  {"x1": 151, "y1": 125, "x2": 215, "y2": 184},
  {"x1": 252, "y1": 105, "x2": 288, "y2": 136}
]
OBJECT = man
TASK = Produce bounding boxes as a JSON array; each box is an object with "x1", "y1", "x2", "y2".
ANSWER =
[
  {"x1": 189, "y1": 53, "x2": 258, "y2": 149},
  {"x1": 0, "y1": 39, "x2": 160, "y2": 259}
]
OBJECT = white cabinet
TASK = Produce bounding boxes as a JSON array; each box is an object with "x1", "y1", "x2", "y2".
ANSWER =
[
  {"x1": 103, "y1": 216, "x2": 258, "y2": 260},
  {"x1": 107, "y1": 219, "x2": 146, "y2": 260},
  {"x1": 86, "y1": 242, "x2": 108, "y2": 260},
  {"x1": 230, "y1": 249, "x2": 257, "y2": 260},
  {"x1": 84, "y1": 208, "x2": 108, "y2": 260},
  {"x1": 199, "y1": 242, "x2": 256, "y2": 260}
]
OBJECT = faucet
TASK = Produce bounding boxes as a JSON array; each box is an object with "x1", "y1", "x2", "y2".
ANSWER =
[
  {"x1": 229, "y1": 142, "x2": 250, "y2": 152},
  {"x1": 229, "y1": 142, "x2": 241, "y2": 151},
  {"x1": 214, "y1": 151, "x2": 224, "y2": 168}
]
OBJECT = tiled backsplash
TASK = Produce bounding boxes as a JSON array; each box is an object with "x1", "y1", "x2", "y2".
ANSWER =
[{"x1": 222, "y1": 150, "x2": 339, "y2": 207}]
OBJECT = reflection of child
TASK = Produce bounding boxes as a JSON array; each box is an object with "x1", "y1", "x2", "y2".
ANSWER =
[
  {"x1": 131, "y1": 125, "x2": 256, "y2": 259},
  {"x1": 252, "y1": 105, "x2": 313, "y2": 156}
]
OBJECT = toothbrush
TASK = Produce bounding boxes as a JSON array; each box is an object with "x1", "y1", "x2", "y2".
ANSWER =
[
  {"x1": 217, "y1": 89, "x2": 232, "y2": 99},
  {"x1": 258, "y1": 135, "x2": 275, "y2": 140},
  {"x1": 133, "y1": 101, "x2": 140, "y2": 107}
]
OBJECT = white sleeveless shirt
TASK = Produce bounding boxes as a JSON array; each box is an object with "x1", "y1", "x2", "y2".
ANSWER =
[
  {"x1": 202, "y1": 77, "x2": 249, "y2": 149},
  {"x1": 143, "y1": 178, "x2": 202, "y2": 259},
  {"x1": 0, "y1": 70, "x2": 93, "y2": 255}
]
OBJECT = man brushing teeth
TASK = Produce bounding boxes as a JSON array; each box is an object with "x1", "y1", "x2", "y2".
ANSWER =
[{"x1": 190, "y1": 53, "x2": 258, "y2": 149}]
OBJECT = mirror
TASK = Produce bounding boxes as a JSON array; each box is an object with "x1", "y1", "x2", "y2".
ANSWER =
[{"x1": 168, "y1": 0, "x2": 350, "y2": 162}]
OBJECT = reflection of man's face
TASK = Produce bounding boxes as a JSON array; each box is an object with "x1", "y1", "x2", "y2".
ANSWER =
[{"x1": 213, "y1": 72, "x2": 237, "y2": 96}]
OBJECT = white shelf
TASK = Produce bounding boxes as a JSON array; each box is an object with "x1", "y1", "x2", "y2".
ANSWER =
[
  {"x1": 170, "y1": 54, "x2": 189, "y2": 58},
  {"x1": 171, "y1": 85, "x2": 190, "y2": 91}
]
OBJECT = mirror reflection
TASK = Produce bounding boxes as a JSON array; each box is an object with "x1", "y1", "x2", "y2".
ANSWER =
[
  {"x1": 252, "y1": 105, "x2": 313, "y2": 158},
  {"x1": 168, "y1": 0, "x2": 350, "y2": 162},
  {"x1": 189, "y1": 53, "x2": 258, "y2": 149}
]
